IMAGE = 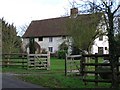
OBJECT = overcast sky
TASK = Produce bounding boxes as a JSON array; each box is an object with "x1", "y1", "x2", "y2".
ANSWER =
[{"x1": 0, "y1": 0, "x2": 74, "y2": 35}]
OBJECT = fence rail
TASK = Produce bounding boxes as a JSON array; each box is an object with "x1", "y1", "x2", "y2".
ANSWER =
[
  {"x1": 80, "y1": 54, "x2": 120, "y2": 87},
  {"x1": 65, "y1": 54, "x2": 82, "y2": 76},
  {"x1": 2, "y1": 53, "x2": 27, "y2": 68},
  {"x1": 65, "y1": 54, "x2": 120, "y2": 87},
  {"x1": 27, "y1": 52, "x2": 50, "y2": 70},
  {"x1": 2, "y1": 53, "x2": 51, "y2": 70}
]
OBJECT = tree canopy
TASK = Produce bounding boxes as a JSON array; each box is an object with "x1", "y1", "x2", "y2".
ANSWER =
[
  {"x1": 67, "y1": 13, "x2": 104, "y2": 52},
  {"x1": 67, "y1": 0, "x2": 120, "y2": 87},
  {"x1": 71, "y1": 0, "x2": 120, "y2": 88},
  {"x1": 2, "y1": 18, "x2": 21, "y2": 53}
]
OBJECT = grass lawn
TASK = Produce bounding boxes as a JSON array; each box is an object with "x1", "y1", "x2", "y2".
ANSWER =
[{"x1": 2, "y1": 57, "x2": 111, "y2": 88}]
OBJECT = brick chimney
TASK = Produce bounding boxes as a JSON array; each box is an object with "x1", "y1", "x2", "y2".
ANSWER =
[{"x1": 70, "y1": 7, "x2": 78, "y2": 18}]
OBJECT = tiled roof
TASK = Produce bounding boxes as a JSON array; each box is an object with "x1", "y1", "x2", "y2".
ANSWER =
[{"x1": 23, "y1": 13, "x2": 102, "y2": 38}]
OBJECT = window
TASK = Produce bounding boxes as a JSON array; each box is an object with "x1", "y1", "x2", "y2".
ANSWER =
[
  {"x1": 105, "y1": 47, "x2": 107, "y2": 50},
  {"x1": 49, "y1": 37, "x2": 53, "y2": 42},
  {"x1": 62, "y1": 36, "x2": 66, "y2": 39},
  {"x1": 38, "y1": 37, "x2": 43, "y2": 41},
  {"x1": 99, "y1": 36, "x2": 103, "y2": 41},
  {"x1": 48, "y1": 47, "x2": 53, "y2": 52},
  {"x1": 98, "y1": 47, "x2": 103, "y2": 54}
]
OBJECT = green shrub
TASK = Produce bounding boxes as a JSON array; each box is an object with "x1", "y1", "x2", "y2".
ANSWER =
[
  {"x1": 57, "y1": 50, "x2": 66, "y2": 59},
  {"x1": 58, "y1": 42, "x2": 68, "y2": 51}
]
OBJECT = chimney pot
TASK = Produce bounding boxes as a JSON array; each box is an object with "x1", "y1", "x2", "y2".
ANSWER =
[{"x1": 70, "y1": 8, "x2": 78, "y2": 18}]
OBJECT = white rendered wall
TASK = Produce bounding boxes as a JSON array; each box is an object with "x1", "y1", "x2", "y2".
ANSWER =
[
  {"x1": 35, "y1": 37, "x2": 65, "y2": 53},
  {"x1": 91, "y1": 36, "x2": 109, "y2": 54},
  {"x1": 23, "y1": 36, "x2": 109, "y2": 54}
]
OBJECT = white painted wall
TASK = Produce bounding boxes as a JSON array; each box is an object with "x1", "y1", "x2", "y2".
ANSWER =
[
  {"x1": 23, "y1": 37, "x2": 66, "y2": 53},
  {"x1": 36, "y1": 37, "x2": 65, "y2": 53},
  {"x1": 91, "y1": 36, "x2": 109, "y2": 54},
  {"x1": 23, "y1": 35, "x2": 109, "y2": 54}
]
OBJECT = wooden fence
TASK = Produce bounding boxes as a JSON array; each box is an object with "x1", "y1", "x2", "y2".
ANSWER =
[
  {"x1": 2, "y1": 52, "x2": 50, "y2": 70},
  {"x1": 80, "y1": 54, "x2": 120, "y2": 86},
  {"x1": 65, "y1": 54, "x2": 120, "y2": 87},
  {"x1": 2, "y1": 53, "x2": 27, "y2": 68}
]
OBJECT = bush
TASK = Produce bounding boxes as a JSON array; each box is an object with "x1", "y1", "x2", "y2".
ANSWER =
[
  {"x1": 57, "y1": 50, "x2": 66, "y2": 59},
  {"x1": 59, "y1": 42, "x2": 68, "y2": 51}
]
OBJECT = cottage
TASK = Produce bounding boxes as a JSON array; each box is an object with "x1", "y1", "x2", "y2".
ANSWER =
[{"x1": 22, "y1": 8, "x2": 109, "y2": 54}]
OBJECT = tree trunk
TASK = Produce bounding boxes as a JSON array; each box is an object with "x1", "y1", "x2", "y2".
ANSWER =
[
  {"x1": 107, "y1": 12, "x2": 119, "y2": 88},
  {"x1": 29, "y1": 38, "x2": 35, "y2": 54}
]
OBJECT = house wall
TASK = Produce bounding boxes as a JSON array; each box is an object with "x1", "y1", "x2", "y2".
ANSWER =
[
  {"x1": 91, "y1": 36, "x2": 109, "y2": 54},
  {"x1": 35, "y1": 36, "x2": 65, "y2": 53},
  {"x1": 90, "y1": 15, "x2": 109, "y2": 54},
  {"x1": 22, "y1": 35, "x2": 109, "y2": 54},
  {"x1": 22, "y1": 36, "x2": 66, "y2": 54}
]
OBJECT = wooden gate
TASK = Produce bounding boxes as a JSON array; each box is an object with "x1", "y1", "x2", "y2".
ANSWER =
[
  {"x1": 65, "y1": 54, "x2": 81, "y2": 76},
  {"x1": 27, "y1": 52, "x2": 50, "y2": 70}
]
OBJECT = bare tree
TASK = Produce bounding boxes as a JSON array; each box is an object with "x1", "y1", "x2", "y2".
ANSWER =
[
  {"x1": 66, "y1": 13, "x2": 104, "y2": 53},
  {"x1": 20, "y1": 24, "x2": 29, "y2": 36},
  {"x1": 75, "y1": 0, "x2": 120, "y2": 88}
]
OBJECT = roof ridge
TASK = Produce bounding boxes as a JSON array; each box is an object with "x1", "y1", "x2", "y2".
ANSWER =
[
  {"x1": 32, "y1": 12, "x2": 102, "y2": 22},
  {"x1": 32, "y1": 16, "x2": 69, "y2": 22}
]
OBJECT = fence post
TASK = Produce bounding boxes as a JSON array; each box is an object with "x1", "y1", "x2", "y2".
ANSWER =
[
  {"x1": 22, "y1": 54, "x2": 24, "y2": 68},
  {"x1": 95, "y1": 53, "x2": 98, "y2": 86},
  {"x1": 27, "y1": 54, "x2": 30, "y2": 70},
  {"x1": 80, "y1": 56, "x2": 83, "y2": 76},
  {"x1": 65, "y1": 53, "x2": 67, "y2": 76},
  {"x1": 47, "y1": 51, "x2": 50, "y2": 70},
  {"x1": 80, "y1": 54, "x2": 87, "y2": 85}
]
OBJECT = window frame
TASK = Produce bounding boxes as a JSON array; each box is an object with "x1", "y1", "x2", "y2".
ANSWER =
[
  {"x1": 49, "y1": 37, "x2": 53, "y2": 42},
  {"x1": 48, "y1": 47, "x2": 53, "y2": 52},
  {"x1": 98, "y1": 47, "x2": 103, "y2": 54}
]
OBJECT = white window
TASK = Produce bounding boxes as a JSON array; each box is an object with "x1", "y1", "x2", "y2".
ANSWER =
[
  {"x1": 49, "y1": 37, "x2": 53, "y2": 42},
  {"x1": 48, "y1": 47, "x2": 53, "y2": 52}
]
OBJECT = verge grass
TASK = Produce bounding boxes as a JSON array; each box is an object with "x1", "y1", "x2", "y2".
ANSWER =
[{"x1": 2, "y1": 57, "x2": 111, "y2": 88}]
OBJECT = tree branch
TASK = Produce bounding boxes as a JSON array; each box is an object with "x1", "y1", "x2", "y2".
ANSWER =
[
  {"x1": 113, "y1": 5, "x2": 120, "y2": 15},
  {"x1": 102, "y1": 0, "x2": 109, "y2": 8}
]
